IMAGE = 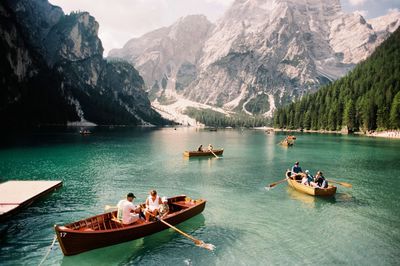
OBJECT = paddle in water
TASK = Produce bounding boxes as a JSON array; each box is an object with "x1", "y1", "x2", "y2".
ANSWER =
[
  {"x1": 265, "y1": 178, "x2": 287, "y2": 190},
  {"x1": 209, "y1": 150, "x2": 220, "y2": 159},
  {"x1": 327, "y1": 180, "x2": 352, "y2": 188},
  {"x1": 148, "y1": 212, "x2": 215, "y2": 251}
]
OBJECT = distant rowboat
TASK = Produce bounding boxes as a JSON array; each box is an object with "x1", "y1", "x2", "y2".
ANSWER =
[
  {"x1": 280, "y1": 140, "x2": 293, "y2": 146},
  {"x1": 54, "y1": 195, "x2": 206, "y2": 256},
  {"x1": 285, "y1": 171, "x2": 336, "y2": 196},
  {"x1": 183, "y1": 149, "x2": 224, "y2": 157},
  {"x1": 79, "y1": 130, "x2": 92, "y2": 135}
]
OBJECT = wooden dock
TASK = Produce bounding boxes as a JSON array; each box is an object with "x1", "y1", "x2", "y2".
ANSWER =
[{"x1": 0, "y1": 180, "x2": 62, "y2": 220}]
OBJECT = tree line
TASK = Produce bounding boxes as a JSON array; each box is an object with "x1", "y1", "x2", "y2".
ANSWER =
[
  {"x1": 274, "y1": 27, "x2": 400, "y2": 132},
  {"x1": 185, "y1": 107, "x2": 271, "y2": 128}
]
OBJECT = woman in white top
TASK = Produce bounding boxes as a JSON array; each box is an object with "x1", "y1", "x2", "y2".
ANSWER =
[
  {"x1": 301, "y1": 174, "x2": 309, "y2": 186},
  {"x1": 145, "y1": 190, "x2": 162, "y2": 222}
]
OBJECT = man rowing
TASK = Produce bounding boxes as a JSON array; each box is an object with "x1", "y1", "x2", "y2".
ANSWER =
[{"x1": 117, "y1": 193, "x2": 141, "y2": 225}]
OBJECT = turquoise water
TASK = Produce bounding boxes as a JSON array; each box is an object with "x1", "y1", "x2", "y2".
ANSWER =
[{"x1": 0, "y1": 128, "x2": 399, "y2": 265}]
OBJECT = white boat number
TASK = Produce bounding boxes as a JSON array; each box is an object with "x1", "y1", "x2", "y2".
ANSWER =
[{"x1": 60, "y1": 232, "x2": 67, "y2": 237}]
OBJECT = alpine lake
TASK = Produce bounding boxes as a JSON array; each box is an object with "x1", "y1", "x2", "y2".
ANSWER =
[{"x1": 0, "y1": 127, "x2": 399, "y2": 266}]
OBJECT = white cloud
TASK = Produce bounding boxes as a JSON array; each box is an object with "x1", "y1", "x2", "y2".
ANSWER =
[
  {"x1": 49, "y1": 0, "x2": 230, "y2": 55},
  {"x1": 354, "y1": 9, "x2": 368, "y2": 17},
  {"x1": 348, "y1": 0, "x2": 367, "y2": 6}
]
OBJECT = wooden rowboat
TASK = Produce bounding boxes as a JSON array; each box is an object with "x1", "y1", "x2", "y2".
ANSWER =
[
  {"x1": 183, "y1": 149, "x2": 224, "y2": 157},
  {"x1": 79, "y1": 130, "x2": 92, "y2": 135},
  {"x1": 54, "y1": 195, "x2": 206, "y2": 256},
  {"x1": 280, "y1": 140, "x2": 293, "y2": 146},
  {"x1": 285, "y1": 171, "x2": 336, "y2": 196}
]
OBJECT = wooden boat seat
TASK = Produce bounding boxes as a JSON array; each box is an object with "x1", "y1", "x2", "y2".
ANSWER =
[
  {"x1": 78, "y1": 227, "x2": 95, "y2": 232},
  {"x1": 111, "y1": 217, "x2": 146, "y2": 227},
  {"x1": 171, "y1": 202, "x2": 190, "y2": 208}
]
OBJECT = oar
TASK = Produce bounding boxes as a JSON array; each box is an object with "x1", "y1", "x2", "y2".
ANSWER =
[
  {"x1": 104, "y1": 205, "x2": 118, "y2": 211},
  {"x1": 148, "y1": 212, "x2": 215, "y2": 251},
  {"x1": 209, "y1": 150, "x2": 220, "y2": 159},
  {"x1": 265, "y1": 178, "x2": 288, "y2": 189},
  {"x1": 327, "y1": 180, "x2": 352, "y2": 188}
]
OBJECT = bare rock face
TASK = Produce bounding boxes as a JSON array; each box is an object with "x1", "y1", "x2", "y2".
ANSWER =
[
  {"x1": 368, "y1": 10, "x2": 400, "y2": 38},
  {"x1": 108, "y1": 15, "x2": 214, "y2": 101},
  {"x1": 45, "y1": 12, "x2": 103, "y2": 66},
  {"x1": 1, "y1": 0, "x2": 166, "y2": 126},
  {"x1": 110, "y1": 0, "x2": 400, "y2": 118}
]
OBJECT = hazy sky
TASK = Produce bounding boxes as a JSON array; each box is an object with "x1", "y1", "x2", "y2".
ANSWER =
[{"x1": 49, "y1": 0, "x2": 400, "y2": 55}]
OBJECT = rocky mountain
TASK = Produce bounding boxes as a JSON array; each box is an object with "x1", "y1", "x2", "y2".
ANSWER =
[
  {"x1": 273, "y1": 26, "x2": 400, "y2": 132},
  {"x1": 0, "y1": 0, "x2": 166, "y2": 127},
  {"x1": 109, "y1": 0, "x2": 400, "y2": 119},
  {"x1": 108, "y1": 15, "x2": 214, "y2": 102}
]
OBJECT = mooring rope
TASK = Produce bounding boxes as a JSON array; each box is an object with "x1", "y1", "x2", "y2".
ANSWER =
[{"x1": 38, "y1": 235, "x2": 57, "y2": 266}]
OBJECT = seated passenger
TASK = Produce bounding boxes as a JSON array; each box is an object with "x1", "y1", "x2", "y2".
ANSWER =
[
  {"x1": 314, "y1": 171, "x2": 328, "y2": 188},
  {"x1": 145, "y1": 190, "x2": 162, "y2": 222},
  {"x1": 117, "y1": 193, "x2": 140, "y2": 225},
  {"x1": 305, "y1": 170, "x2": 313, "y2": 185},
  {"x1": 207, "y1": 144, "x2": 214, "y2": 151},
  {"x1": 301, "y1": 175, "x2": 309, "y2": 186},
  {"x1": 197, "y1": 144, "x2": 203, "y2": 152},
  {"x1": 159, "y1": 196, "x2": 170, "y2": 219}
]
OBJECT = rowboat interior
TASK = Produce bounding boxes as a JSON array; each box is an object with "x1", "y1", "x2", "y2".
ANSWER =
[{"x1": 64, "y1": 197, "x2": 202, "y2": 232}]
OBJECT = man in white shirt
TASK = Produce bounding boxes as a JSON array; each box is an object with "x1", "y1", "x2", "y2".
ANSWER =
[{"x1": 117, "y1": 193, "x2": 140, "y2": 225}]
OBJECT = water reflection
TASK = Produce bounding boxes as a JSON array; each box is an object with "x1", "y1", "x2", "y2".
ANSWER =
[
  {"x1": 286, "y1": 187, "x2": 316, "y2": 206},
  {"x1": 286, "y1": 186, "x2": 338, "y2": 206}
]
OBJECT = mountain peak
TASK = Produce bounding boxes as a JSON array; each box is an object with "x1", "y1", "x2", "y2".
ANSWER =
[{"x1": 108, "y1": 0, "x2": 400, "y2": 121}]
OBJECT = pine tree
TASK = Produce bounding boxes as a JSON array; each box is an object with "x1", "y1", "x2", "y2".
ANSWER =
[{"x1": 390, "y1": 91, "x2": 400, "y2": 129}]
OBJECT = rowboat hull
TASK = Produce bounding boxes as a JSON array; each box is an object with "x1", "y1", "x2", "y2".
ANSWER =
[
  {"x1": 286, "y1": 172, "x2": 336, "y2": 196},
  {"x1": 183, "y1": 149, "x2": 224, "y2": 157},
  {"x1": 55, "y1": 195, "x2": 206, "y2": 256},
  {"x1": 280, "y1": 141, "x2": 293, "y2": 146}
]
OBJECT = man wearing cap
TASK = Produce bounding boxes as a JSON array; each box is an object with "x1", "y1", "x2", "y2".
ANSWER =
[
  {"x1": 291, "y1": 161, "x2": 303, "y2": 174},
  {"x1": 117, "y1": 192, "x2": 140, "y2": 225}
]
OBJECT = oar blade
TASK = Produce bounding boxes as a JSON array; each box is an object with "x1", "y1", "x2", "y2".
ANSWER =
[
  {"x1": 340, "y1": 182, "x2": 352, "y2": 188},
  {"x1": 104, "y1": 205, "x2": 117, "y2": 211},
  {"x1": 265, "y1": 178, "x2": 287, "y2": 189},
  {"x1": 328, "y1": 180, "x2": 353, "y2": 188},
  {"x1": 195, "y1": 240, "x2": 215, "y2": 251}
]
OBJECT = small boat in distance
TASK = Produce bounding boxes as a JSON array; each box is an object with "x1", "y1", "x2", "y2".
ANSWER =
[
  {"x1": 280, "y1": 139, "x2": 294, "y2": 146},
  {"x1": 183, "y1": 149, "x2": 224, "y2": 157},
  {"x1": 55, "y1": 195, "x2": 206, "y2": 256},
  {"x1": 79, "y1": 129, "x2": 92, "y2": 135},
  {"x1": 285, "y1": 171, "x2": 336, "y2": 196}
]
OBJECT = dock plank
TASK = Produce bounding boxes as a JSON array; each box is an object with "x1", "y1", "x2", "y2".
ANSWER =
[{"x1": 0, "y1": 180, "x2": 62, "y2": 219}]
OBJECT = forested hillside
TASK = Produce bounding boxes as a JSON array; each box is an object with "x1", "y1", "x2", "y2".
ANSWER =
[
  {"x1": 184, "y1": 108, "x2": 270, "y2": 128},
  {"x1": 273, "y1": 27, "x2": 400, "y2": 132}
]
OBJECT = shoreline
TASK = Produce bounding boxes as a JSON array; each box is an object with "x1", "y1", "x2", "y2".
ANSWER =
[{"x1": 271, "y1": 128, "x2": 400, "y2": 139}]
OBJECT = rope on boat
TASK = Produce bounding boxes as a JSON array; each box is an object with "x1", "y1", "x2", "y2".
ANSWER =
[{"x1": 38, "y1": 235, "x2": 57, "y2": 266}]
